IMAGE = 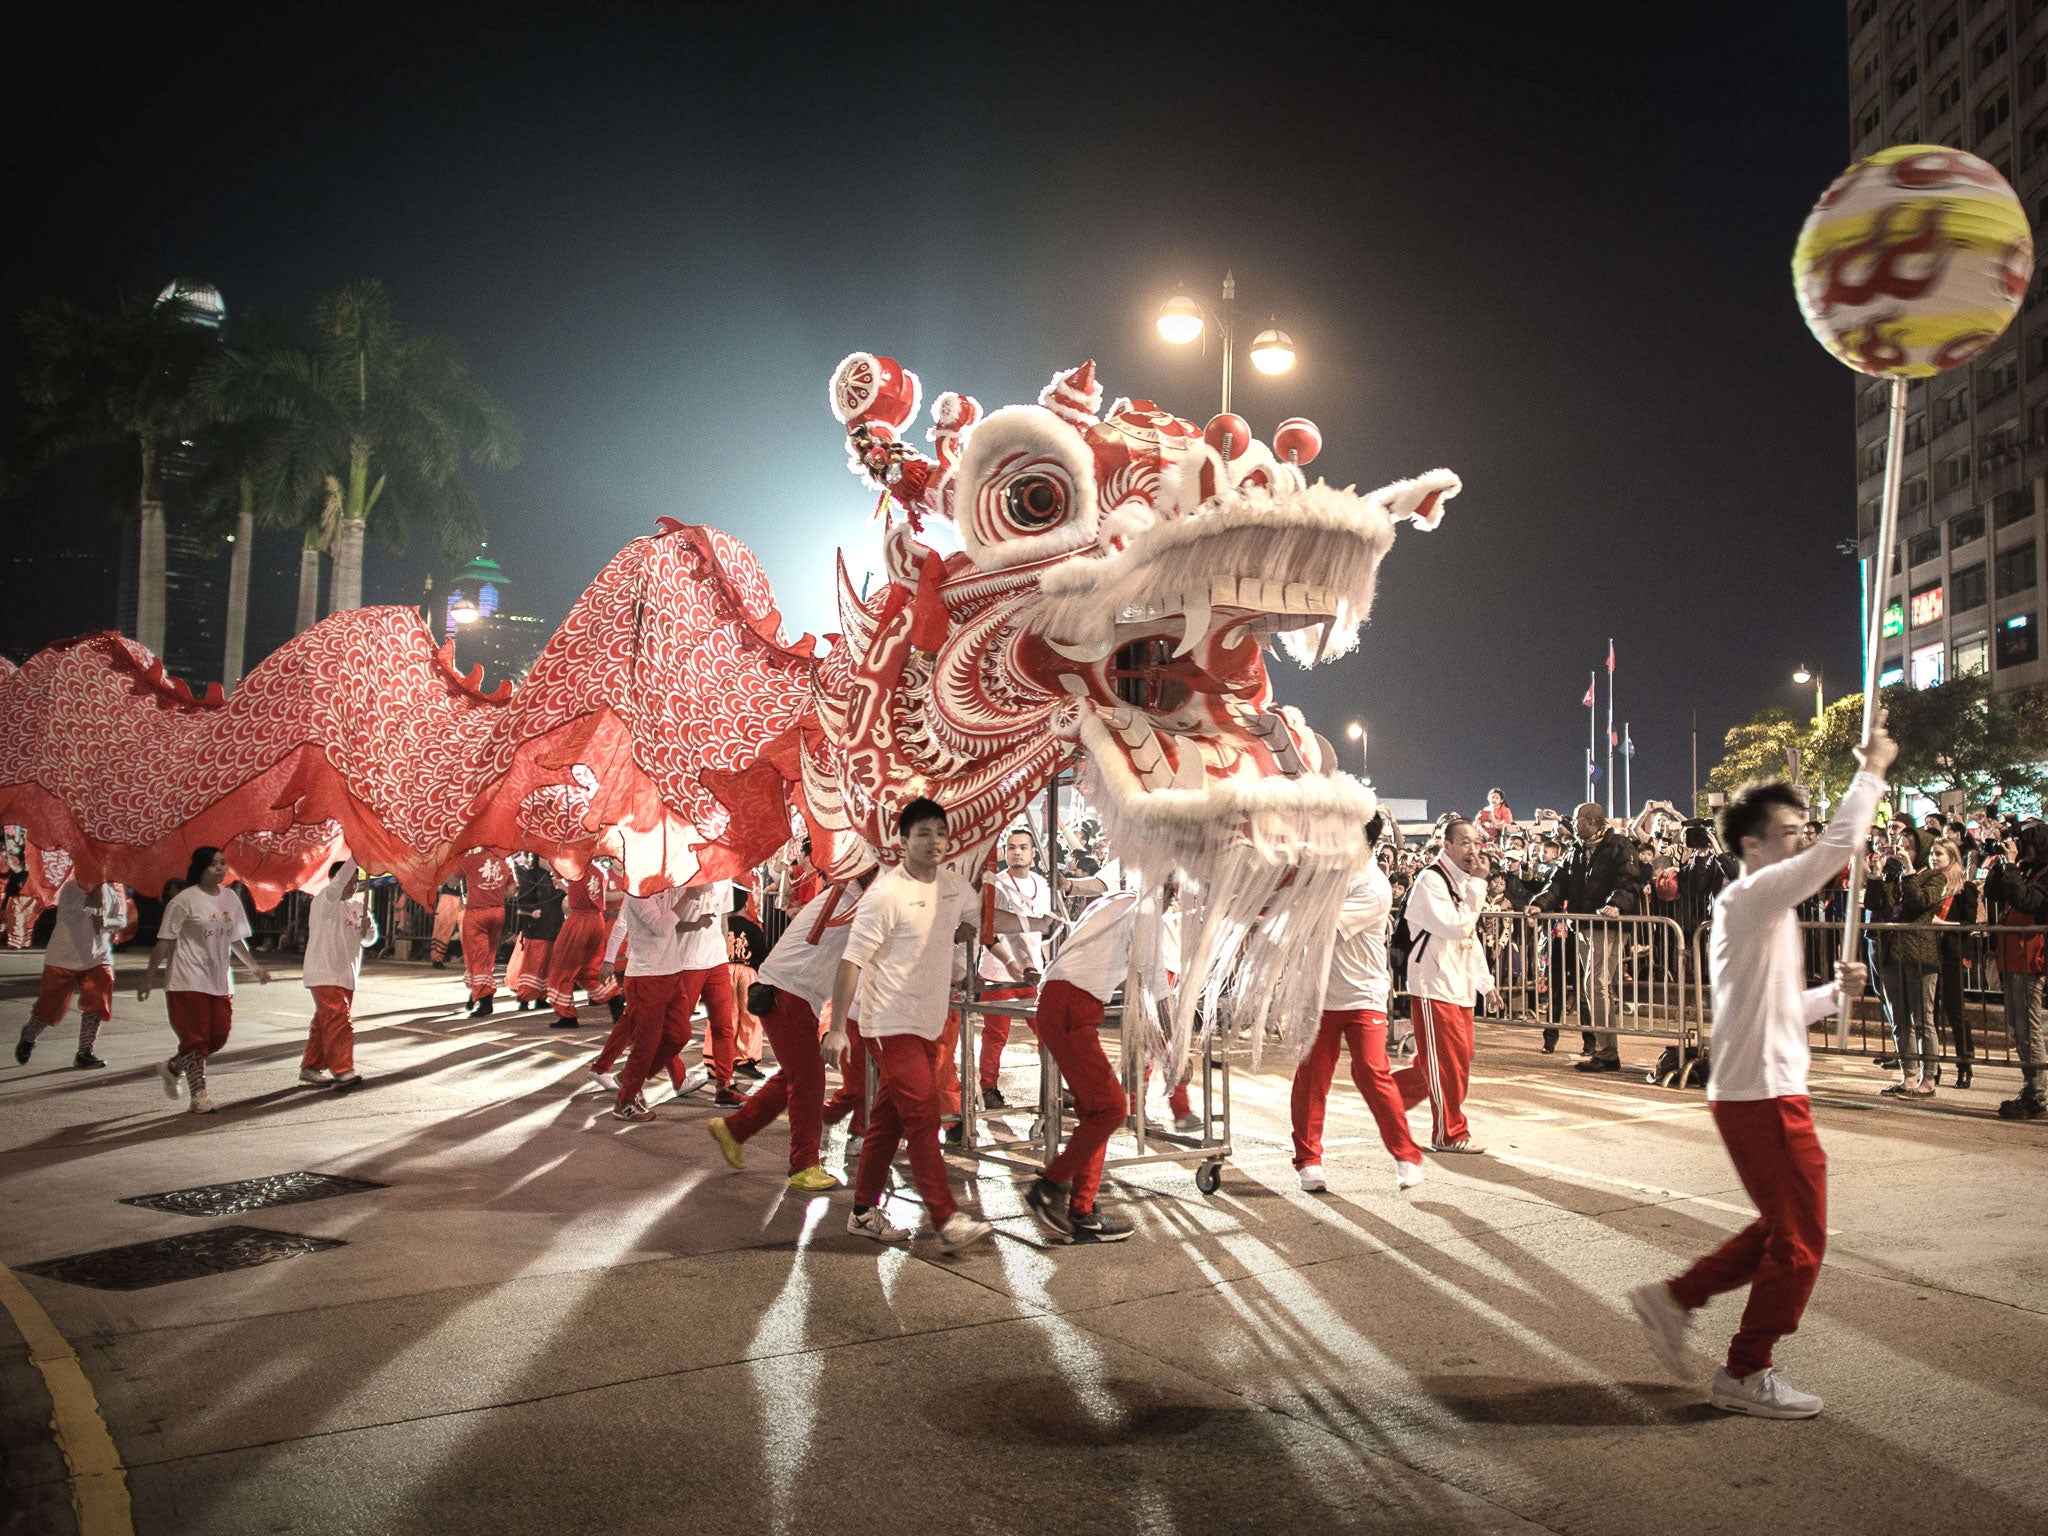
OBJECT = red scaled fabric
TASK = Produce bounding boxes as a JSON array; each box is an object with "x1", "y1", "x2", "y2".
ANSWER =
[{"x1": 0, "y1": 525, "x2": 817, "y2": 909}]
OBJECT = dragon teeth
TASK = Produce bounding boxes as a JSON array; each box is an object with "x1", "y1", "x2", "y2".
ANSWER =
[
  {"x1": 1045, "y1": 633, "x2": 1116, "y2": 663},
  {"x1": 1172, "y1": 591, "x2": 1213, "y2": 659}
]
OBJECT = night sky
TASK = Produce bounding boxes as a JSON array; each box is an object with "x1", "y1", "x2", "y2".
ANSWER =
[{"x1": 0, "y1": 3, "x2": 1856, "y2": 819}]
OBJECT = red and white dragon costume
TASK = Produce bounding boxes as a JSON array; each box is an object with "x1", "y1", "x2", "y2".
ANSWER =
[{"x1": 0, "y1": 354, "x2": 1457, "y2": 1057}]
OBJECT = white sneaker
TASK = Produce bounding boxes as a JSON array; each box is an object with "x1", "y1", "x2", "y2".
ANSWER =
[
  {"x1": 1709, "y1": 1365, "x2": 1822, "y2": 1419},
  {"x1": 937, "y1": 1212, "x2": 994, "y2": 1254},
  {"x1": 588, "y1": 1068, "x2": 621, "y2": 1093},
  {"x1": 297, "y1": 1069, "x2": 333, "y2": 1087},
  {"x1": 674, "y1": 1068, "x2": 711, "y2": 1097},
  {"x1": 157, "y1": 1060, "x2": 183, "y2": 1099},
  {"x1": 1394, "y1": 1158, "x2": 1427, "y2": 1192},
  {"x1": 1629, "y1": 1281, "x2": 1697, "y2": 1382},
  {"x1": 847, "y1": 1206, "x2": 911, "y2": 1243},
  {"x1": 1297, "y1": 1164, "x2": 1328, "y2": 1192},
  {"x1": 188, "y1": 1091, "x2": 218, "y2": 1115}
]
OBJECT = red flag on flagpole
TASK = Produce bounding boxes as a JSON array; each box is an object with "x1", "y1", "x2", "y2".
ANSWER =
[
  {"x1": 1610, "y1": 728, "x2": 1619, "y2": 747},
  {"x1": 1581, "y1": 682, "x2": 1595, "y2": 707},
  {"x1": 1606, "y1": 639, "x2": 1616, "y2": 675}
]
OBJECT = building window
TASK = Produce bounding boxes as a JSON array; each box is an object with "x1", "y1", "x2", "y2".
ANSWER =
[
  {"x1": 1912, "y1": 580, "x2": 1946, "y2": 626},
  {"x1": 1904, "y1": 474, "x2": 1930, "y2": 509},
  {"x1": 1983, "y1": 352, "x2": 2020, "y2": 400},
  {"x1": 1880, "y1": 659, "x2": 1907, "y2": 688},
  {"x1": 1982, "y1": 91, "x2": 2013, "y2": 138},
  {"x1": 1912, "y1": 641, "x2": 1946, "y2": 689},
  {"x1": 1940, "y1": 449, "x2": 1972, "y2": 490},
  {"x1": 2030, "y1": 114, "x2": 2048, "y2": 167},
  {"x1": 2027, "y1": 47, "x2": 2048, "y2": 99},
  {"x1": 1955, "y1": 558, "x2": 1988, "y2": 609},
  {"x1": 1954, "y1": 632, "x2": 1989, "y2": 676},
  {"x1": 1893, "y1": 117, "x2": 1925, "y2": 145},
  {"x1": 1883, "y1": 596, "x2": 1906, "y2": 636},
  {"x1": 1933, "y1": 9, "x2": 1961, "y2": 53},
  {"x1": 1906, "y1": 412, "x2": 1929, "y2": 450},
  {"x1": 1896, "y1": 60, "x2": 1921, "y2": 100},
  {"x1": 1983, "y1": 418, "x2": 2020, "y2": 462},
  {"x1": 1855, "y1": 0, "x2": 1878, "y2": 25},
  {"x1": 1995, "y1": 487, "x2": 2033, "y2": 526},
  {"x1": 1909, "y1": 530, "x2": 1943, "y2": 567},
  {"x1": 2033, "y1": 398, "x2": 2048, "y2": 445},
  {"x1": 1934, "y1": 72, "x2": 1964, "y2": 116},
  {"x1": 1978, "y1": 22, "x2": 2010, "y2": 72},
  {"x1": 1996, "y1": 539, "x2": 2038, "y2": 596},
  {"x1": 1861, "y1": 100, "x2": 1885, "y2": 138},
  {"x1": 1934, "y1": 386, "x2": 1971, "y2": 432},
  {"x1": 1863, "y1": 439, "x2": 1888, "y2": 478},
  {"x1": 2000, "y1": 612, "x2": 2041, "y2": 665},
  {"x1": 1952, "y1": 507, "x2": 1986, "y2": 547},
  {"x1": 1894, "y1": 1, "x2": 1918, "y2": 40}
]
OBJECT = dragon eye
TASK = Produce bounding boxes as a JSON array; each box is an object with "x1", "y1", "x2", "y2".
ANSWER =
[{"x1": 1003, "y1": 474, "x2": 1066, "y2": 529}]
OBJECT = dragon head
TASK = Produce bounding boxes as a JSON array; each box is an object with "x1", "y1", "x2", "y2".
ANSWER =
[{"x1": 817, "y1": 351, "x2": 1458, "y2": 1053}]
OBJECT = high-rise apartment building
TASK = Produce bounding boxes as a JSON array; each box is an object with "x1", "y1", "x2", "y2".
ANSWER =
[{"x1": 1850, "y1": 0, "x2": 2048, "y2": 693}]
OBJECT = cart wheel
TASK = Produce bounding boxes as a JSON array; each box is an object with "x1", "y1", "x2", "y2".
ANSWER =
[
  {"x1": 1195, "y1": 1160, "x2": 1223, "y2": 1195},
  {"x1": 1679, "y1": 1058, "x2": 1708, "y2": 1091}
]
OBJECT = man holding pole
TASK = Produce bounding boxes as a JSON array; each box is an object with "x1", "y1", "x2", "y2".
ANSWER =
[{"x1": 1630, "y1": 713, "x2": 1895, "y2": 1419}]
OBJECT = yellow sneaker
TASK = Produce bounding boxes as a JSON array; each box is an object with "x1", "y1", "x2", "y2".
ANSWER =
[
  {"x1": 787, "y1": 1164, "x2": 842, "y2": 1193},
  {"x1": 708, "y1": 1117, "x2": 745, "y2": 1170}
]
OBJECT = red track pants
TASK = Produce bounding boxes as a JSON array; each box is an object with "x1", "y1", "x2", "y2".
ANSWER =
[
  {"x1": 1668, "y1": 1095, "x2": 1829, "y2": 1377},
  {"x1": 31, "y1": 963, "x2": 114, "y2": 1027},
  {"x1": 462, "y1": 908, "x2": 505, "y2": 999},
  {"x1": 853, "y1": 1034, "x2": 958, "y2": 1225},
  {"x1": 1392, "y1": 997, "x2": 1474, "y2": 1146},
  {"x1": 722, "y1": 990, "x2": 827, "y2": 1173},
  {"x1": 546, "y1": 911, "x2": 621, "y2": 1017},
  {"x1": 1291, "y1": 1007, "x2": 1422, "y2": 1169},
  {"x1": 615, "y1": 966, "x2": 736, "y2": 1102},
  {"x1": 1036, "y1": 979, "x2": 1126, "y2": 1214},
  {"x1": 976, "y1": 986, "x2": 1037, "y2": 1092},
  {"x1": 514, "y1": 937, "x2": 553, "y2": 1001},
  {"x1": 303, "y1": 986, "x2": 356, "y2": 1074}
]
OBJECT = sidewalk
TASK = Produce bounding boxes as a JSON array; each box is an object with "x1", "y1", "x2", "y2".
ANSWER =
[{"x1": 2, "y1": 952, "x2": 2044, "y2": 1535}]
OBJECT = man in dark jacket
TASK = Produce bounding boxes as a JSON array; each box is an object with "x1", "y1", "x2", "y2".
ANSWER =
[
  {"x1": 1527, "y1": 801, "x2": 1645, "y2": 1072},
  {"x1": 509, "y1": 855, "x2": 567, "y2": 1014},
  {"x1": 1984, "y1": 821, "x2": 2048, "y2": 1119}
]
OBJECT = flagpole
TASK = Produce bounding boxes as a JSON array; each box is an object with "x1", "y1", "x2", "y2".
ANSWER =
[
  {"x1": 1605, "y1": 639, "x2": 1616, "y2": 818},
  {"x1": 1624, "y1": 723, "x2": 1633, "y2": 820},
  {"x1": 1586, "y1": 671, "x2": 1596, "y2": 804},
  {"x1": 1839, "y1": 376, "x2": 1909, "y2": 1046}
]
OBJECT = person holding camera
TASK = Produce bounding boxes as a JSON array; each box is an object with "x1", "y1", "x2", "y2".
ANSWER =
[
  {"x1": 1984, "y1": 822, "x2": 2048, "y2": 1120},
  {"x1": 1526, "y1": 802, "x2": 1644, "y2": 1072}
]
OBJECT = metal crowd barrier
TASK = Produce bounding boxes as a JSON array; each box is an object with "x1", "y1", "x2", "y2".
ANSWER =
[
  {"x1": 1476, "y1": 911, "x2": 1703, "y2": 1083},
  {"x1": 1690, "y1": 918, "x2": 2037, "y2": 1074}
]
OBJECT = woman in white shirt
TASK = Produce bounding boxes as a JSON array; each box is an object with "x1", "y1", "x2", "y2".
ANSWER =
[
  {"x1": 299, "y1": 858, "x2": 378, "y2": 1091},
  {"x1": 139, "y1": 847, "x2": 270, "y2": 1114},
  {"x1": 15, "y1": 877, "x2": 126, "y2": 1069}
]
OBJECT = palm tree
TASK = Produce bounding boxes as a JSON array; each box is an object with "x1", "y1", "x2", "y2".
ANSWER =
[
  {"x1": 195, "y1": 311, "x2": 334, "y2": 670},
  {"x1": 15, "y1": 290, "x2": 217, "y2": 656},
  {"x1": 216, "y1": 281, "x2": 520, "y2": 613}
]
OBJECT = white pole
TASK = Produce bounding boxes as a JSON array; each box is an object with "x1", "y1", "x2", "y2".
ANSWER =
[{"x1": 1839, "y1": 375, "x2": 1909, "y2": 1045}]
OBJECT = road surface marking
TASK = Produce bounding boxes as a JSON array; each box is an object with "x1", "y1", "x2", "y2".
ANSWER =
[{"x1": 0, "y1": 1265, "x2": 132, "y2": 1535}]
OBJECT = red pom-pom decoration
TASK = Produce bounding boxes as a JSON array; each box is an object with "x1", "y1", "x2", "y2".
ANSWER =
[
  {"x1": 1204, "y1": 413, "x2": 1251, "y2": 459},
  {"x1": 1274, "y1": 418, "x2": 1322, "y2": 465}
]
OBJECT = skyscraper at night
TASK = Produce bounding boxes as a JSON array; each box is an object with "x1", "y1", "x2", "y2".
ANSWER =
[{"x1": 1849, "y1": 0, "x2": 2048, "y2": 694}]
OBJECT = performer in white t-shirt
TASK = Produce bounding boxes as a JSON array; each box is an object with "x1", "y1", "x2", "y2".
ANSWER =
[
  {"x1": 15, "y1": 876, "x2": 126, "y2": 1069},
  {"x1": 710, "y1": 874, "x2": 871, "y2": 1191},
  {"x1": 604, "y1": 878, "x2": 739, "y2": 1118},
  {"x1": 298, "y1": 857, "x2": 379, "y2": 1091},
  {"x1": 1630, "y1": 717, "x2": 1894, "y2": 1422},
  {"x1": 828, "y1": 799, "x2": 991, "y2": 1253},
  {"x1": 139, "y1": 846, "x2": 270, "y2": 1114},
  {"x1": 1290, "y1": 814, "x2": 1424, "y2": 1195},
  {"x1": 976, "y1": 827, "x2": 1055, "y2": 1109}
]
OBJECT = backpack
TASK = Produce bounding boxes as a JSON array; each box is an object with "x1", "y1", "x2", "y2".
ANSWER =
[{"x1": 1388, "y1": 867, "x2": 1452, "y2": 984}]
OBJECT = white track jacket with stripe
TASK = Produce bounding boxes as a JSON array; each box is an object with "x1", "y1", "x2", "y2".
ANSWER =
[{"x1": 1405, "y1": 858, "x2": 1494, "y2": 1006}]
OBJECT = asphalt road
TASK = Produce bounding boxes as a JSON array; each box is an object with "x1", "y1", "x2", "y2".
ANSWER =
[{"x1": 2, "y1": 951, "x2": 2043, "y2": 1536}]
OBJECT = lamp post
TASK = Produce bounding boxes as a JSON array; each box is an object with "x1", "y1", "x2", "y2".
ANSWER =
[
  {"x1": 1345, "y1": 719, "x2": 1368, "y2": 780},
  {"x1": 1793, "y1": 665, "x2": 1824, "y2": 728},
  {"x1": 1156, "y1": 271, "x2": 1296, "y2": 416}
]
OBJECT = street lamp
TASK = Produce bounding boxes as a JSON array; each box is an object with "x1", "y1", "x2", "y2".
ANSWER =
[
  {"x1": 1346, "y1": 719, "x2": 1368, "y2": 778},
  {"x1": 1155, "y1": 271, "x2": 1298, "y2": 416},
  {"x1": 1793, "y1": 665, "x2": 1824, "y2": 726},
  {"x1": 450, "y1": 598, "x2": 481, "y2": 627}
]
